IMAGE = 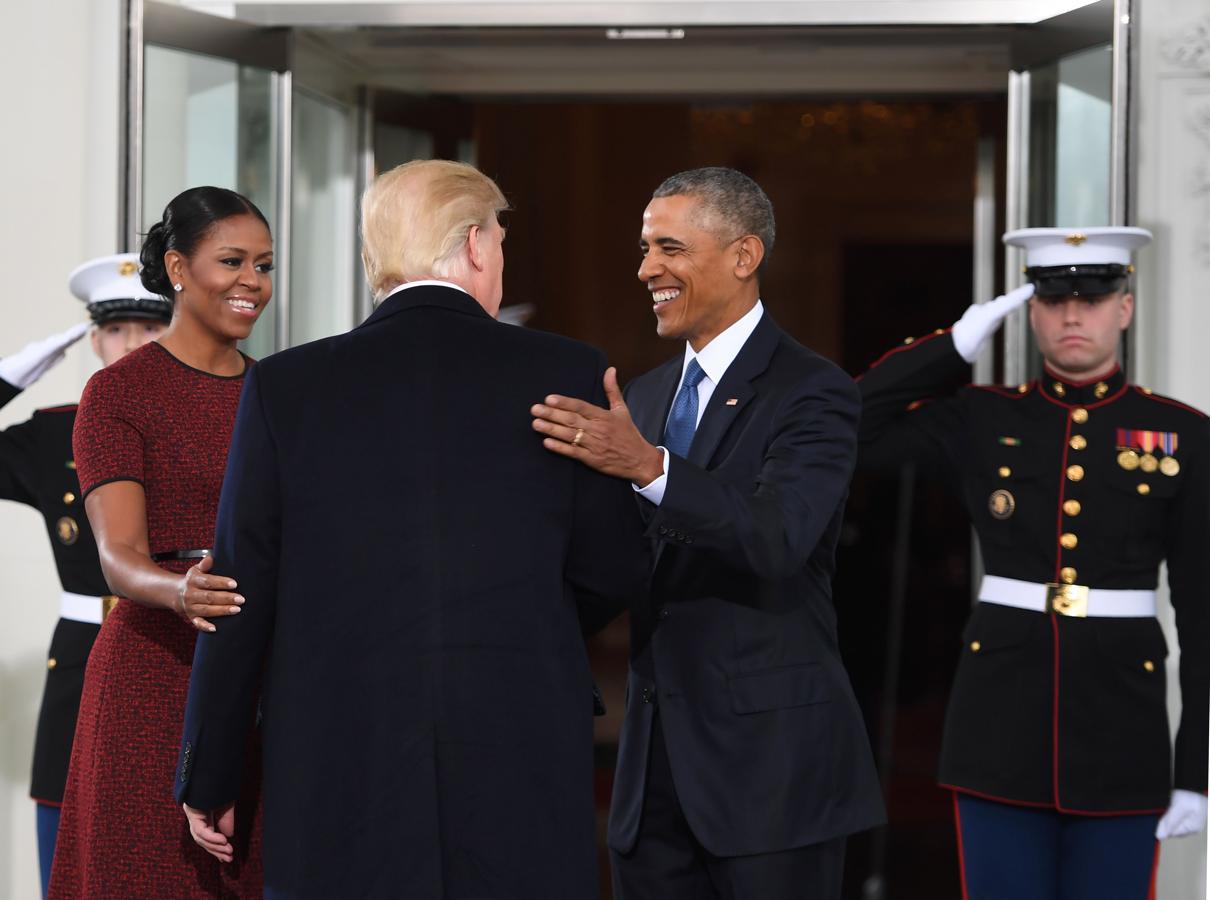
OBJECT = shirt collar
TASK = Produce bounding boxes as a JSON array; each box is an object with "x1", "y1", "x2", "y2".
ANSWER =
[
  {"x1": 380, "y1": 279, "x2": 471, "y2": 304},
  {"x1": 682, "y1": 300, "x2": 764, "y2": 385},
  {"x1": 1038, "y1": 363, "x2": 1126, "y2": 406}
]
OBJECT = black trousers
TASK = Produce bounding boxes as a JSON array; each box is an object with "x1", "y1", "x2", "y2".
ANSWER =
[{"x1": 610, "y1": 711, "x2": 846, "y2": 900}]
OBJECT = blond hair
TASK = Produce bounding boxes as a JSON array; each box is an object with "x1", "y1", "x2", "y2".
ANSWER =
[{"x1": 360, "y1": 160, "x2": 508, "y2": 301}]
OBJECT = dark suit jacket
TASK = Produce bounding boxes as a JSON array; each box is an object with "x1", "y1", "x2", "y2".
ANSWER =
[
  {"x1": 175, "y1": 285, "x2": 648, "y2": 899},
  {"x1": 608, "y1": 310, "x2": 884, "y2": 858}
]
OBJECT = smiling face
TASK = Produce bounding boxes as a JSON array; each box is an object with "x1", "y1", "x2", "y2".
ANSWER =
[
  {"x1": 90, "y1": 318, "x2": 168, "y2": 367},
  {"x1": 637, "y1": 194, "x2": 762, "y2": 352},
  {"x1": 166, "y1": 214, "x2": 274, "y2": 341},
  {"x1": 1028, "y1": 290, "x2": 1133, "y2": 381}
]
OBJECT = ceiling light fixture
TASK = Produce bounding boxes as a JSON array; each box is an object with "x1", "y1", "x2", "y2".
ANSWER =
[{"x1": 605, "y1": 28, "x2": 686, "y2": 40}]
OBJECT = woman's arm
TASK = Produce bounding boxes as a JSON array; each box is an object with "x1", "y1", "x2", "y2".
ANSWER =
[{"x1": 85, "y1": 481, "x2": 242, "y2": 632}]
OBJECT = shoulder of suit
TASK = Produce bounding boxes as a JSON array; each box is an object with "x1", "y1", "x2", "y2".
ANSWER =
[
  {"x1": 769, "y1": 334, "x2": 854, "y2": 386},
  {"x1": 1126, "y1": 384, "x2": 1208, "y2": 420}
]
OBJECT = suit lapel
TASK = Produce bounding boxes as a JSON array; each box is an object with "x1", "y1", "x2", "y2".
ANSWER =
[{"x1": 687, "y1": 312, "x2": 781, "y2": 468}]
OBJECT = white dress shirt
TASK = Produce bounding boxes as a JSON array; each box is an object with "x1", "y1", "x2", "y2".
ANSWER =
[
  {"x1": 379, "y1": 279, "x2": 471, "y2": 304},
  {"x1": 636, "y1": 301, "x2": 765, "y2": 506}
]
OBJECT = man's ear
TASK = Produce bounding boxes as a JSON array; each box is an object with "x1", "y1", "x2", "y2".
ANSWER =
[
  {"x1": 734, "y1": 235, "x2": 765, "y2": 279},
  {"x1": 89, "y1": 326, "x2": 102, "y2": 359},
  {"x1": 1118, "y1": 292, "x2": 1135, "y2": 331},
  {"x1": 466, "y1": 224, "x2": 485, "y2": 273}
]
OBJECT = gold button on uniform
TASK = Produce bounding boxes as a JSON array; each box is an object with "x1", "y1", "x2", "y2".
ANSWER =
[
  {"x1": 998, "y1": 466, "x2": 1011, "y2": 478},
  {"x1": 1137, "y1": 483, "x2": 1151, "y2": 495},
  {"x1": 970, "y1": 641, "x2": 982, "y2": 652},
  {"x1": 1094, "y1": 382, "x2": 1109, "y2": 399},
  {"x1": 1143, "y1": 660, "x2": 1155, "y2": 673},
  {"x1": 1067, "y1": 465, "x2": 1085, "y2": 482},
  {"x1": 1059, "y1": 567, "x2": 1078, "y2": 584},
  {"x1": 1060, "y1": 533, "x2": 1079, "y2": 550},
  {"x1": 1063, "y1": 499, "x2": 1081, "y2": 516},
  {"x1": 903, "y1": 336, "x2": 914, "y2": 345},
  {"x1": 1069, "y1": 435, "x2": 1086, "y2": 451},
  {"x1": 1053, "y1": 382, "x2": 1067, "y2": 397},
  {"x1": 1017, "y1": 384, "x2": 1028, "y2": 394},
  {"x1": 1071, "y1": 408, "x2": 1089, "y2": 424},
  {"x1": 63, "y1": 492, "x2": 76, "y2": 504},
  {"x1": 47, "y1": 658, "x2": 57, "y2": 670}
]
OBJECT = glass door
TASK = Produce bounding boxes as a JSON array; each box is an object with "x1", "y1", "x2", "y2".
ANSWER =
[
  {"x1": 130, "y1": 2, "x2": 291, "y2": 359},
  {"x1": 1000, "y1": 0, "x2": 1130, "y2": 384}
]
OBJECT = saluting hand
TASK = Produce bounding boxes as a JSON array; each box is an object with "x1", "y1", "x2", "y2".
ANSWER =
[
  {"x1": 177, "y1": 555, "x2": 244, "y2": 633},
  {"x1": 532, "y1": 367, "x2": 664, "y2": 486}
]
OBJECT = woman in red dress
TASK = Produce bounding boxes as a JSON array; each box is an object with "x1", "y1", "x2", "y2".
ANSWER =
[{"x1": 50, "y1": 186, "x2": 274, "y2": 898}]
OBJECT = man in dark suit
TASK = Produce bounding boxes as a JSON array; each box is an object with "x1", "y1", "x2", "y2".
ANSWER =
[
  {"x1": 531, "y1": 167, "x2": 883, "y2": 900},
  {"x1": 174, "y1": 160, "x2": 648, "y2": 899}
]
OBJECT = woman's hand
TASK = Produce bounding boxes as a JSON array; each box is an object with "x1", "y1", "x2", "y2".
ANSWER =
[{"x1": 177, "y1": 555, "x2": 244, "y2": 632}]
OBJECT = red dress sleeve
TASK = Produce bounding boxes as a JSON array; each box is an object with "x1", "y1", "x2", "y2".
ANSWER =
[{"x1": 73, "y1": 366, "x2": 145, "y2": 498}]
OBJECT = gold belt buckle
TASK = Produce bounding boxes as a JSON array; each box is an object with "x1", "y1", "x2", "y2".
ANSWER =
[
  {"x1": 101, "y1": 595, "x2": 120, "y2": 622},
  {"x1": 1046, "y1": 583, "x2": 1089, "y2": 618}
]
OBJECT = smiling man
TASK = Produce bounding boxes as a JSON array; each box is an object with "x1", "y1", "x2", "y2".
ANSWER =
[
  {"x1": 857, "y1": 227, "x2": 1209, "y2": 899},
  {"x1": 532, "y1": 167, "x2": 884, "y2": 900}
]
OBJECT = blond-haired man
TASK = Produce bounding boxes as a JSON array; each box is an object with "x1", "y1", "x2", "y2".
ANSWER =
[{"x1": 175, "y1": 160, "x2": 648, "y2": 899}]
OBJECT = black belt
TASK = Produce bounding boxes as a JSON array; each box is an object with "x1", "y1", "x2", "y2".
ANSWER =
[{"x1": 151, "y1": 548, "x2": 211, "y2": 562}]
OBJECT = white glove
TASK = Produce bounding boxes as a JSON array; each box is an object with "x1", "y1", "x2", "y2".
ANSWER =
[
  {"x1": 950, "y1": 283, "x2": 1036, "y2": 363},
  {"x1": 1156, "y1": 789, "x2": 1208, "y2": 839},
  {"x1": 0, "y1": 322, "x2": 90, "y2": 389}
]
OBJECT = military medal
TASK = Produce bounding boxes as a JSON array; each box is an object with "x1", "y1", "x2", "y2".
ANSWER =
[
  {"x1": 988, "y1": 489, "x2": 1015, "y2": 520},
  {"x1": 1160, "y1": 456, "x2": 1180, "y2": 476},
  {"x1": 1117, "y1": 449, "x2": 1139, "y2": 470},
  {"x1": 1139, "y1": 453, "x2": 1158, "y2": 473},
  {"x1": 56, "y1": 516, "x2": 79, "y2": 546}
]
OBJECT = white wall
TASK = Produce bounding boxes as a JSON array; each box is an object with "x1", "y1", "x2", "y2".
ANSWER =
[
  {"x1": 1135, "y1": 3, "x2": 1210, "y2": 898},
  {"x1": 0, "y1": 2, "x2": 122, "y2": 897}
]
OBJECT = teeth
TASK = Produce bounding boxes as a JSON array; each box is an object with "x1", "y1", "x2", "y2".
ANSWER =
[
  {"x1": 652, "y1": 289, "x2": 680, "y2": 303},
  {"x1": 228, "y1": 299, "x2": 255, "y2": 311}
]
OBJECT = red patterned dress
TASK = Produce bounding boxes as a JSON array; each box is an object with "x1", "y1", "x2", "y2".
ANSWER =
[{"x1": 50, "y1": 341, "x2": 262, "y2": 898}]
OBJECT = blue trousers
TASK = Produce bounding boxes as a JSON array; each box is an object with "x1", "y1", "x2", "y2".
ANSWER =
[
  {"x1": 954, "y1": 792, "x2": 1160, "y2": 900},
  {"x1": 36, "y1": 802, "x2": 60, "y2": 900}
]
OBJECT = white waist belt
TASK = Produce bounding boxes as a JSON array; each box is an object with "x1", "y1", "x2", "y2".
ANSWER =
[
  {"x1": 979, "y1": 575, "x2": 1156, "y2": 618},
  {"x1": 60, "y1": 591, "x2": 104, "y2": 625}
]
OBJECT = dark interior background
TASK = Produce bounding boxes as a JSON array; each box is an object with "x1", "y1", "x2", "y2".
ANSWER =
[{"x1": 376, "y1": 94, "x2": 1005, "y2": 899}]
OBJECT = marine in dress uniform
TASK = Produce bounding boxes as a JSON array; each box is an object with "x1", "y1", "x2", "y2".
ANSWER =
[
  {"x1": 858, "y1": 227, "x2": 1208, "y2": 899},
  {"x1": 0, "y1": 253, "x2": 170, "y2": 897}
]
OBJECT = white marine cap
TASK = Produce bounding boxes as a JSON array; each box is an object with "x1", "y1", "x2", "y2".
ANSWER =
[
  {"x1": 1003, "y1": 226, "x2": 1152, "y2": 268},
  {"x1": 68, "y1": 253, "x2": 173, "y2": 324}
]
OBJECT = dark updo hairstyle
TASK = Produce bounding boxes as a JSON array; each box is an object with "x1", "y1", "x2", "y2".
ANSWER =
[{"x1": 139, "y1": 186, "x2": 271, "y2": 298}]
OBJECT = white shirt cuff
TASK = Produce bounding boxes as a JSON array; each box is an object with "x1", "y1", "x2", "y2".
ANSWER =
[{"x1": 633, "y1": 447, "x2": 670, "y2": 506}]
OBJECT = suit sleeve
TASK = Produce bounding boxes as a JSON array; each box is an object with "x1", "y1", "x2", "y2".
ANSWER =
[
  {"x1": 0, "y1": 377, "x2": 38, "y2": 506},
  {"x1": 857, "y1": 330, "x2": 971, "y2": 477},
  {"x1": 566, "y1": 355, "x2": 650, "y2": 636},
  {"x1": 1166, "y1": 415, "x2": 1210, "y2": 795},
  {"x1": 175, "y1": 364, "x2": 282, "y2": 809},
  {"x1": 651, "y1": 362, "x2": 859, "y2": 581}
]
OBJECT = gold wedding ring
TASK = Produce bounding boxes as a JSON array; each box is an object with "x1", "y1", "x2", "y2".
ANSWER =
[{"x1": 572, "y1": 428, "x2": 585, "y2": 447}]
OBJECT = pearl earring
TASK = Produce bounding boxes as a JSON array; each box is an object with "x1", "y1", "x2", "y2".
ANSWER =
[{"x1": 173, "y1": 283, "x2": 183, "y2": 292}]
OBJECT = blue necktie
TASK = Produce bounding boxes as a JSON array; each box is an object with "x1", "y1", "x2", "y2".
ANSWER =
[{"x1": 662, "y1": 359, "x2": 707, "y2": 459}]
